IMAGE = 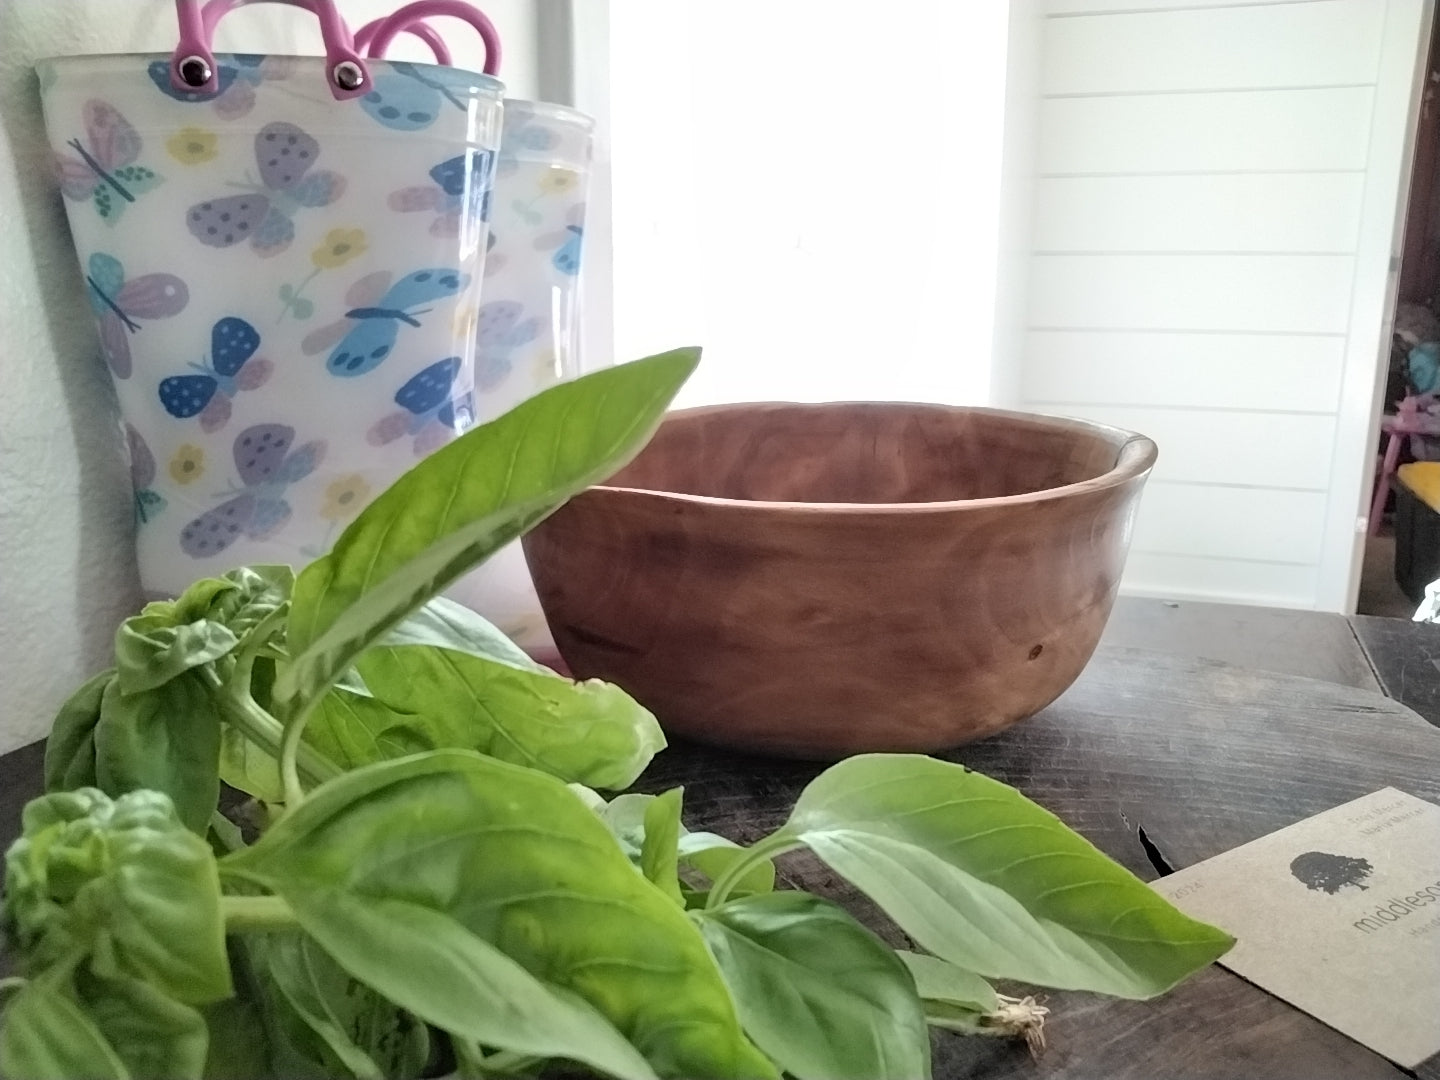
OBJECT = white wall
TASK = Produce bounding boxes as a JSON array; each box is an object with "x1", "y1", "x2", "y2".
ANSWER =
[
  {"x1": 601, "y1": 0, "x2": 1012, "y2": 408},
  {"x1": 0, "y1": 0, "x2": 538, "y2": 753},
  {"x1": 1017, "y1": 0, "x2": 1428, "y2": 610}
]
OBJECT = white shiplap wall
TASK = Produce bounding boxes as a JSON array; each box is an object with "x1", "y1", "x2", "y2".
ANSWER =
[{"x1": 1020, "y1": 0, "x2": 1429, "y2": 609}]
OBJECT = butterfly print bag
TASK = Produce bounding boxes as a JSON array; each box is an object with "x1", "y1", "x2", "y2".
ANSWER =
[{"x1": 37, "y1": 0, "x2": 504, "y2": 598}]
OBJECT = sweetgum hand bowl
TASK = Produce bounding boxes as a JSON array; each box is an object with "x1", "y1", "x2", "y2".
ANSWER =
[{"x1": 523, "y1": 402, "x2": 1156, "y2": 758}]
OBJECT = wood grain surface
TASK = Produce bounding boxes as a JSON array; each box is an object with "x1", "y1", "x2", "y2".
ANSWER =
[
  {"x1": 1353, "y1": 614, "x2": 1440, "y2": 729},
  {"x1": 1105, "y1": 596, "x2": 1383, "y2": 694},
  {"x1": 526, "y1": 402, "x2": 1157, "y2": 757},
  {"x1": 2, "y1": 606, "x2": 1437, "y2": 1078},
  {"x1": 633, "y1": 645, "x2": 1440, "y2": 1080}
]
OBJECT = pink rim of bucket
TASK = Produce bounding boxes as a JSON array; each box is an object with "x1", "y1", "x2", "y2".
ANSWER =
[
  {"x1": 172, "y1": 0, "x2": 371, "y2": 100},
  {"x1": 364, "y1": 1, "x2": 500, "y2": 75}
]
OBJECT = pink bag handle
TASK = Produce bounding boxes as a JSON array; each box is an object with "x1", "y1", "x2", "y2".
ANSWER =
[
  {"x1": 363, "y1": 1, "x2": 501, "y2": 75},
  {"x1": 355, "y1": 17, "x2": 453, "y2": 66},
  {"x1": 171, "y1": 0, "x2": 371, "y2": 100}
]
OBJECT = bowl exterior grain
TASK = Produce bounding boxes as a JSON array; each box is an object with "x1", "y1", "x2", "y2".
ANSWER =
[{"x1": 523, "y1": 402, "x2": 1155, "y2": 758}]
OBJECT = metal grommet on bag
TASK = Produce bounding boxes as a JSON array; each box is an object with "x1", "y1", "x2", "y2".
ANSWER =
[
  {"x1": 175, "y1": 54, "x2": 212, "y2": 88},
  {"x1": 332, "y1": 59, "x2": 365, "y2": 91}
]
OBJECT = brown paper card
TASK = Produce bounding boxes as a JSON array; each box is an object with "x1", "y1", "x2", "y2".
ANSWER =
[{"x1": 1153, "y1": 787, "x2": 1440, "y2": 1068}]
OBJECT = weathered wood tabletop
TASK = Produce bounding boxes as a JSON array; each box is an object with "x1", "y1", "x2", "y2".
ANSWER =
[{"x1": 2, "y1": 597, "x2": 1438, "y2": 1079}]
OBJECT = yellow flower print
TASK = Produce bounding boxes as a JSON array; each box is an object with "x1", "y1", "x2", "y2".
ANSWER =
[
  {"x1": 536, "y1": 167, "x2": 579, "y2": 195},
  {"x1": 166, "y1": 128, "x2": 217, "y2": 165},
  {"x1": 168, "y1": 443, "x2": 205, "y2": 485},
  {"x1": 311, "y1": 228, "x2": 367, "y2": 270},
  {"x1": 320, "y1": 474, "x2": 371, "y2": 521}
]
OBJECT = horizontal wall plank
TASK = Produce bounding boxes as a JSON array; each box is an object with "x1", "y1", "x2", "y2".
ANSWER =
[
  {"x1": 1043, "y1": 0, "x2": 1382, "y2": 94},
  {"x1": 1038, "y1": 87, "x2": 1373, "y2": 173},
  {"x1": 1047, "y1": 0, "x2": 1337, "y2": 15},
  {"x1": 1033, "y1": 174, "x2": 1365, "y2": 252},
  {"x1": 1020, "y1": 331, "x2": 1345, "y2": 412},
  {"x1": 1026, "y1": 404, "x2": 1338, "y2": 488},
  {"x1": 1120, "y1": 550, "x2": 1320, "y2": 608},
  {"x1": 1130, "y1": 482, "x2": 1328, "y2": 563},
  {"x1": 1028, "y1": 254, "x2": 1355, "y2": 333}
]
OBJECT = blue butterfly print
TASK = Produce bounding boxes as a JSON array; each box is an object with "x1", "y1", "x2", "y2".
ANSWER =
[
  {"x1": 180, "y1": 423, "x2": 325, "y2": 558},
  {"x1": 476, "y1": 301, "x2": 544, "y2": 390},
  {"x1": 158, "y1": 316, "x2": 271, "y2": 433},
  {"x1": 497, "y1": 109, "x2": 559, "y2": 180},
  {"x1": 302, "y1": 267, "x2": 470, "y2": 378},
  {"x1": 359, "y1": 62, "x2": 471, "y2": 131},
  {"x1": 187, "y1": 122, "x2": 346, "y2": 257},
  {"x1": 388, "y1": 150, "x2": 495, "y2": 237},
  {"x1": 533, "y1": 202, "x2": 586, "y2": 277},
  {"x1": 369, "y1": 356, "x2": 471, "y2": 455}
]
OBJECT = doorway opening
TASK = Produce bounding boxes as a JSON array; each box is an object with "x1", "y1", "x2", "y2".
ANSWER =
[{"x1": 1361, "y1": 8, "x2": 1440, "y2": 618}]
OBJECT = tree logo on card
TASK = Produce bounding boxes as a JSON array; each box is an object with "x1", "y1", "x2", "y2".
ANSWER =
[{"x1": 1290, "y1": 851, "x2": 1374, "y2": 894}]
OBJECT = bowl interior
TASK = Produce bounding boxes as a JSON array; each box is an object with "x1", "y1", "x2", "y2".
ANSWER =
[{"x1": 606, "y1": 402, "x2": 1134, "y2": 504}]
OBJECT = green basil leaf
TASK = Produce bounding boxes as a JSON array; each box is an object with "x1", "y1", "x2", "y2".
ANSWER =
[
  {"x1": 598, "y1": 796, "x2": 776, "y2": 898},
  {"x1": 199, "y1": 996, "x2": 273, "y2": 1080},
  {"x1": 224, "y1": 749, "x2": 776, "y2": 1080},
  {"x1": 283, "y1": 891, "x2": 659, "y2": 1080},
  {"x1": 598, "y1": 793, "x2": 654, "y2": 866},
  {"x1": 641, "y1": 788, "x2": 685, "y2": 906},
  {"x1": 163, "y1": 577, "x2": 242, "y2": 623},
  {"x1": 895, "y1": 951, "x2": 998, "y2": 1015},
  {"x1": 568, "y1": 782, "x2": 608, "y2": 812},
  {"x1": 381, "y1": 596, "x2": 541, "y2": 672},
  {"x1": 304, "y1": 688, "x2": 434, "y2": 773},
  {"x1": 203, "y1": 565, "x2": 293, "y2": 640},
  {"x1": 679, "y1": 833, "x2": 777, "y2": 898},
  {"x1": 95, "y1": 673, "x2": 221, "y2": 834},
  {"x1": 78, "y1": 970, "x2": 209, "y2": 1080},
  {"x1": 354, "y1": 643, "x2": 664, "y2": 789},
  {"x1": 44, "y1": 668, "x2": 113, "y2": 792},
  {"x1": 155, "y1": 566, "x2": 293, "y2": 638},
  {"x1": 114, "y1": 614, "x2": 238, "y2": 696},
  {"x1": 0, "y1": 979, "x2": 128, "y2": 1080},
  {"x1": 218, "y1": 941, "x2": 333, "y2": 1080},
  {"x1": 773, "y1": 755, "x2": 1235, "y2": 998},
  {"x1": 4, "y1": 789, "x2": 232, "y2": 1004},
  {"x1": 114, "y1": 567, "x2": 294, "y2": 697},
  {"x1": 279, "y1": 348, "x2": 700, "y2": 712},
  {"x1": 256, "y1": 932, "x2": 431, "y2": 1080},
  {"x1": 218, "y1": 725, "x2": 285, "y2": 805},
  {"x1": 696, "y1": 892, "x2": 930, "y2": 1080}
]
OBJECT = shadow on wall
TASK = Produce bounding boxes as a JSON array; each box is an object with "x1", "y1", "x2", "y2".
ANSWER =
[{"x1": 0, "y1": 2, "x2": 163, "y2": 753}]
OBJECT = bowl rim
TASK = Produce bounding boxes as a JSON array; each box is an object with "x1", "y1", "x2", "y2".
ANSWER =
[{"x1": 592, "y1": 401, "x2": 1159, "y2": 514}]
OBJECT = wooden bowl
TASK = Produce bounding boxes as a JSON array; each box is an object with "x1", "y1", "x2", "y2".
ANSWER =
[{"x1": 523, "y1": 403, "x2": 1157, "y2": 758}]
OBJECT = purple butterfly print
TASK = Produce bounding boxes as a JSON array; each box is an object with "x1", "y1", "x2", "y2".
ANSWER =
[
  {"x1": 187, "y1": 122, "x2": 345, "y2": 258},
  {"x1": 213, "y1": 56, "x2": 297, "y2": 120},
  {"x1": 54, "y1": 100, "x2": 162, "y2": 224},
  {"x1": 124, "y1": 424, "x2": 166, "y2": 524},
  {"x1": 180, "y1": 423, "x2": 325, "y2": 558},
  {"x1": 85, "y1": 252, "x2": 189, "y2": 379},
  {"x1": 475, "y1": 301, "x2": 543, "y2": 390}
]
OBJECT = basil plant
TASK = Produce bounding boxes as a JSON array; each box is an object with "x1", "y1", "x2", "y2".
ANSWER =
[{"x1": 0, "y1": 349, "x2": 1232, "y2": 1080}]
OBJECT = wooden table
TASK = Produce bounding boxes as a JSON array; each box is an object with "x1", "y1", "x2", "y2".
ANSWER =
[{"x1": 3, "y1": 598, "x2": 1440, "y2": 1079}]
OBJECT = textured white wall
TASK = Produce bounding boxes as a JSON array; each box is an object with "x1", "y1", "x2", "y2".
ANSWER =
[{"x1": 0, "y1": 0, "x2": 537, "y2": 753}]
